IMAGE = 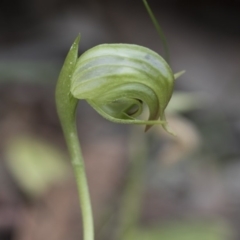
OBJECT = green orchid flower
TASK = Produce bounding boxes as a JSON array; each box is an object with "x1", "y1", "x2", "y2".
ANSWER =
[{"x1": 55, "y1": 2, "x2": 184, "y2": 240}]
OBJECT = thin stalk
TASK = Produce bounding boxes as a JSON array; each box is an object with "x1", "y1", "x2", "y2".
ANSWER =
[
  {"x1": 65, "y1": 123, "x2": 94, "y2": 240},
  {"x1": 143, "y1": 0, "x2": 170, "y2": 63},
  {"x1": 56, "y1": 36, "x2": 94, "y2": 240}
]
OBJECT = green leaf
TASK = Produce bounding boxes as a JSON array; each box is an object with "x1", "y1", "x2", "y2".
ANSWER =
[{"x1": 55, "y1": 35, "x2": 80, "y2": 137}]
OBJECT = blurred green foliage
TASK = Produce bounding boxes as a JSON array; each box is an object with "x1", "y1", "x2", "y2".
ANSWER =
[
  {"x1": 123, "y1": 221, "x2": 228, "y2": 240},
  {"x1": 5, "y1": 135, "x2": 69, "y2": 198},
  {"x1": 0, "y1": 61, "x2": 58, "y2": 84}
]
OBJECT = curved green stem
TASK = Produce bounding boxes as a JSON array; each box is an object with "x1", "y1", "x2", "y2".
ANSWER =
[{"x1": 56, "y1": 35, "x2": 94, "y2": 240}]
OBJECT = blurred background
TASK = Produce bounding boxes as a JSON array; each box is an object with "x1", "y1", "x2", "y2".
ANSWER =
[{"x1": 0, "y1": 0, "x2": 240, "y2": 239}]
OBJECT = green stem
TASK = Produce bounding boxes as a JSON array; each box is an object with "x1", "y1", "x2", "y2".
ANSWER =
[
  {"x1": 143, "y1": 0, "x2": 170, "y2": 63},
  {"x1": 55, "y1": 35, "x2": 94, "y2": 240},
  {"x1": 65, "y1": 122, "x2": 94, "y2": 240}
]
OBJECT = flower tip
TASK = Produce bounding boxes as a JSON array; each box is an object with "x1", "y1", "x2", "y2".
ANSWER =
[
  {"x1": 163, "y1": 123, "x2": 177, "y2": 136},
  {"x1": 174, "y1": 70, "x2": 185, "y2": 80},
  {"x1": 144, "y1": 124, "x2": 152, "y2": 132}
]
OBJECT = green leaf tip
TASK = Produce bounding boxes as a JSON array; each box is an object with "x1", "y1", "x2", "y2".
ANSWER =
[{"x1": 55, "y1": 35, "x2": 80, "y2": 133}]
